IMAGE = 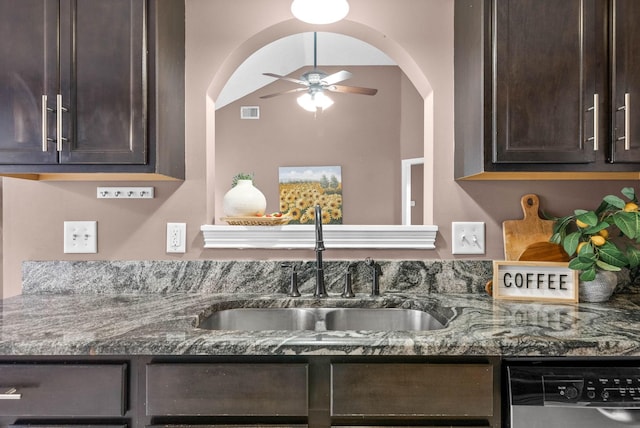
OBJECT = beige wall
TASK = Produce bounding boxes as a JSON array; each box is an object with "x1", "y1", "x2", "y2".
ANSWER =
[
  {"x1": 2, "y1": 0, "x2": 636, "y2": 297},
  {"x1": 216, "y1": 66, "x2": 418, "y2": 225}
]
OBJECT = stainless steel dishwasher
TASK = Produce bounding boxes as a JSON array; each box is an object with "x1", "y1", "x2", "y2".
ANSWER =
[{"x1": 507, "y1": 363, "x2": 640, "y2": 427}]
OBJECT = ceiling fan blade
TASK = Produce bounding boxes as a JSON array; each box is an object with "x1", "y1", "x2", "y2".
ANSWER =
[
  {"x1": 329, "y1": 84, "x2": 378, "y2": 96},
  {"x1": 259, "y1": 87, "x2": 307, "y2": 99},
  {"x1": 262, "y1": 72, "x2": 308, "y2": 86},
  {"x1": 321, "y1": 70, "x2": 352, "y2": 85}
]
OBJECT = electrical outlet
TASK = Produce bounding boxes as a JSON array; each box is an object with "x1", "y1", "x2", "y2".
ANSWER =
[
  {"x1": 64, "y1": 221, "x2": 97, "y2": 254},
  {"x1": 451, "y1": 221, "x2": 485, "y2": 255},
  {"x1": 166, "y1": 222, "x2": 186, "y2": 253}
]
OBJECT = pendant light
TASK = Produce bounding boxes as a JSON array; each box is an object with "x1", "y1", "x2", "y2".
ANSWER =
[{"x1": 290, "y1": 0, "x2": 350, "y2": 24}]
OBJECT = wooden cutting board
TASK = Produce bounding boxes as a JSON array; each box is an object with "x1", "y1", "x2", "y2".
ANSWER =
[
  {"x1": 502, "y1": 194, "x2": 556, "y2": 261},
  {"x1": 518, "y1": 241, "x2": 570, "y2": 262}
]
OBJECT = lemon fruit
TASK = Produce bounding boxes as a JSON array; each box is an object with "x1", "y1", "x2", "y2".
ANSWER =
[
  {"x1": 577, "y1": 241, "x2": 588, "y2": 253},
  {"x1": 590, "y1": 235, "x2": 606, "y2": 246},
  {"x1": 576, "y1": 219, "x2": 589, "y2": 228},
  {"x1": 624, "y1": 202, "x2": 639, "y2": 212}
]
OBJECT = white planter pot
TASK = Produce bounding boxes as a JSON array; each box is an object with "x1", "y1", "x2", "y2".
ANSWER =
[
  {"x1": 222, "y1": 179, "x2": 267, "y2": 217},
  {"x1": 579, "y1": 270, "x2": 617, "y2": 303}
]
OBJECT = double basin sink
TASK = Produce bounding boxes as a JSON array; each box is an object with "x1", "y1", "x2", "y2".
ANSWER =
[{"x1": 197, "y1": 307, "x2": 447, "y2": 332}]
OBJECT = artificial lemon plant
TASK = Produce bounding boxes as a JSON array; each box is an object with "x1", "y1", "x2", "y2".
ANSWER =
[{"x1": 550, "y1": 187, "x2": 640, "y2": 281}]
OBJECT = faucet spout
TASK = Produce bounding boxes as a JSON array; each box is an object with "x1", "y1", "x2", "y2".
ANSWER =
[
  {"x1": 314, "y1": 204, "x2": 325, "y2": 252},
  {"x1": 314, "y1": 205, "x2": 327, "y2": 298}
]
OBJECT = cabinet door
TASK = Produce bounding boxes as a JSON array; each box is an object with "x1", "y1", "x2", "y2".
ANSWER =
[
  {"x1": 493, "y1": 0, "x2": 599, "y2": 164},
  {"x1": 146, "y1": 363, "x2": 308, "y2": 417},
  {"x1": 0, "y1": 0, "x2": 58, "y2": 164},
  {"x1": 331, "y1": 363, "x2": 493, "y2": 418},
  {"x1": 611, "y1": 0, "x2": 640, "y2": 162},
  {"x1": 0, "y1": 364, "x2": 126, "y2": 417},
  {"x1": 59, "y1": 0, "x2": 146, "y2": 164}
]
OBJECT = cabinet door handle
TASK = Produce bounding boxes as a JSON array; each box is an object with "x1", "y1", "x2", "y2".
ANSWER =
[
  {"x1": 626, "y1": 93, "x2": 631, "y2": 151},
  {"x1": 42, "y1": 95, "x2": 48, "y2": 151},
  {"x1": 587, "y1": 94, "x2": 599, "y2": 150},
  {"x1": 41, "y1": 95, "x2": 54, "y2": 152},
  {"x1": 56, "y1": 94, "x2": 68, "y2": 152},
  {"x1": 0, "y1": 388, "x2": 21, "y2": 400},
  {"x1": 617, "y1": 93, "x2": 631, "y2": 150}
]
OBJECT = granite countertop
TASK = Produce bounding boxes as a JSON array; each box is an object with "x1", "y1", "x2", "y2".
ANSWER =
[{"x1": 2, "y1": 291, "x2": 640, "y2": 357}]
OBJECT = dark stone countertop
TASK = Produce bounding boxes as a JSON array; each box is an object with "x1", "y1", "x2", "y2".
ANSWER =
[{"x1": 1, "y1": 291, "x2": 640, "y2": 357}]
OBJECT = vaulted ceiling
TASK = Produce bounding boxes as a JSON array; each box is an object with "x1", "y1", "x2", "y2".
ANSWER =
[{"x1": 216, "y1": 32, "x2": 396, "y2": 109}]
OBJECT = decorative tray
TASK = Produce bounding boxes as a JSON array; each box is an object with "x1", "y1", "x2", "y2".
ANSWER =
[{"x1": 220, "y1": 216, "x2": 291, "y2": 226}]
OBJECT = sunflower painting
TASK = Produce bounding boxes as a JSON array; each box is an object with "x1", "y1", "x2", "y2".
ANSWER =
[{"x1": 279, "y1": 166, "x2": 343, "y2": 224}]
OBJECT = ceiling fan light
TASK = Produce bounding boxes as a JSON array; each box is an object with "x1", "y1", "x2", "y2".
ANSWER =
[
  {"x1": 291, "y1": 0, "x2": 350, "y2": 24},
  {"x1": 297, "y1": 92, "x2": 334, "y2": 112}
]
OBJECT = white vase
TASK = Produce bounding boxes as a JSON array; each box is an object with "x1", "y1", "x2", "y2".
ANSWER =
[
  {"x1": 579, "y1": 270, "x2": 617, "y2": 303},
  {"x1": 222, "y1": 179, "x2": 267, "y2": 217}
]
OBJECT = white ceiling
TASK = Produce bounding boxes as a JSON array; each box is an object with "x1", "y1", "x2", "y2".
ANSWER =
[{"x1": 216, "y1": 32, "x2": 396, "y2": 109}]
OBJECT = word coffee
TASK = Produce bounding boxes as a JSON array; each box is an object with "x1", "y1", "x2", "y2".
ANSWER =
[{"x1": 493, "y1": 261, "x2": 578, "y2": 303}]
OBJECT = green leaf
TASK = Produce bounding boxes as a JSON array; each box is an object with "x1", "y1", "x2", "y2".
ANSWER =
[
  {"x1": 582, "y1": 222, "x2": 609, "y2": 235},
  {"x1": 576, "y1": 211, "x2": 598, "y2": 226},
  {"x1": 626, "y1": 246, "x2": 640, "y2": 269},
  {"x1": 613, "y1": 211, "x2": 640, "y2": 239},
  {"x1": 579, "y1": 267, "x2": 597, "y2": 282},
  {"x1": 595, "y1": 260, "x2": 622, "y2": 271},
  {"x1": 569, "y1": 256, "x2": 596, "y2": 271},
  {"x1": 594, "y1": 199, "x2": 614, "y2": 215},
  {"x1": 604, "y1": 194, "x2": 626, "y2": 209},
  {"x1": 622, "y1": 187, "x2": 636, "y2": 201},
  {"x1": 578, "y1": 241, "x2": 595, "y2": 256},
  {"x1": 549, "y1": 232, "x2": 562, "y2": 245},
  {"x1": 563, "y1": 231, "x2": 581, "y2": 255},
  {"x1": 552, "y1": 215, "x2": 574, "y2": 234},
  {"x1": 597, "y1": 241, "x2": 629, "y2": 268},
  {"x1": 231, "y1": 172, "x2": 254, "y2": 187}
]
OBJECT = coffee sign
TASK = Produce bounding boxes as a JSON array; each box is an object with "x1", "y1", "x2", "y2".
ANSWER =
[{"x1": 492, "y1": 261, "x2": 579, "y2": 303}]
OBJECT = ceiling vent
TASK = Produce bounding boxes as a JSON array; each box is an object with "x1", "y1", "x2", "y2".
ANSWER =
[{"x1": 240, "y1": 106, "x2": 260, "y2": 119}]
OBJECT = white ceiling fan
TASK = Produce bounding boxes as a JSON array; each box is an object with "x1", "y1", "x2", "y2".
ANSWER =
[{"x1": 260, "y1": 32, "x2": 378, "y2": 111}]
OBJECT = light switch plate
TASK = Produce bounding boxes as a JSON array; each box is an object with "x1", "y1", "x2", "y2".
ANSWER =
[
  {"x1": 64, "y1": 221, "x2": 97, "y2": 254},
  {"x1": 451, "y1": 221, "x2": 485, "y2": 255}
]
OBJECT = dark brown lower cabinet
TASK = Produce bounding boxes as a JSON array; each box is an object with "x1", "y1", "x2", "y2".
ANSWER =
[
  {"x1": 146, "y1": 363, "x2": 309, "y2": 417},
  {"x1": 0, "y1": 362, "x2": 129, "y2": 428},
  {"x1": 143, "y1": 358, "x2": 499, "y2": 428},
  {"x1": 0, "y1": 364, "x2": 126, "y2": 417},
  {"x1": 0, "y1": 356, "x2": 500, "y2": 428},
  {"x1": 331, "y1": 363, "x2": 494, "y2": 418},
  {"x1": 10, "y1": 426, "x2": 127, "y2": 428}
]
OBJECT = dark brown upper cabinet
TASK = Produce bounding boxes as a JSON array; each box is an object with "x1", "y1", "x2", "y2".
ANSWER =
[
  {"x1": 0, "y1": 0, "x2": 184, "y2": 180},
  {"x1": 611, "y1": 0, "x2": 640, "y2": 163},
  {"x1": 455, "y1": 0, "x2": 640, "y2": 179}
]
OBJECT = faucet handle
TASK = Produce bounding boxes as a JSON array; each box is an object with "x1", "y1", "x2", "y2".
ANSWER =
[
  {"x1": 364, "y1": 258, "x2": 383, "y2": 296},
  {"x1": 281, "y1": 263, "x2": 301, "y2": 297},
  {"x1": 341, "y1": 263, "x2": 357, "y2": 298},
  {"x1": 365, "y1": 258, "x2": 383, "y2": 274}
]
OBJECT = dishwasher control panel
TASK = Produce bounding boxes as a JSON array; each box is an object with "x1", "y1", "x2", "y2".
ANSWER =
[
  {"x1": 510, "y1": 365, "x2": 640, "y2": 407},
  {"x1": 544, "y1": 375, "x2": 640, "y2": 405}
]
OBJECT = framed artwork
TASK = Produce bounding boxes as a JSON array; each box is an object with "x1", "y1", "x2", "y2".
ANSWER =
[{"x1": 279, "y1": 166, "x2": 342, "y2": 224}]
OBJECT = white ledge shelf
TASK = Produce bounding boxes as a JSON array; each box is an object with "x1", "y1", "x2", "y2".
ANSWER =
[{"x1": 201, "y1": 224, "x2": 438, "y2": 249}]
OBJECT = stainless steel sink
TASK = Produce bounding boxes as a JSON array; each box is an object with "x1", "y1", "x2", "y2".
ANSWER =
[
  {"x1": 197, "y1": 307, "x2": 447, "y2": 332},
  {"x1": 323, "y1": 308, "x2": 445, "y2": 331},
  {"x1": 198, "y1": 308, "x2": 318, "y2": 331}
]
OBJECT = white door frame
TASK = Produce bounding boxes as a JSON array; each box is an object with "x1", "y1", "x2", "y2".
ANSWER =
[{"x1": 401, "y1": 157, "x2": 424, "y2": 225}]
